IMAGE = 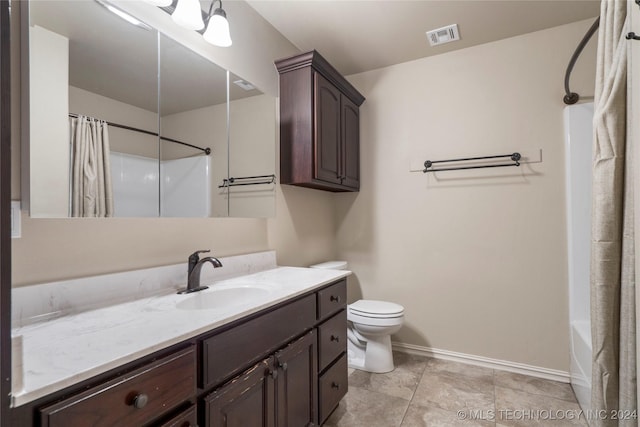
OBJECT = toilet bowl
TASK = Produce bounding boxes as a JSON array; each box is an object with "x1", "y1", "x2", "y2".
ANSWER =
[{"x1": 309, "y1": 261, "x2": 405, "y2": 373}]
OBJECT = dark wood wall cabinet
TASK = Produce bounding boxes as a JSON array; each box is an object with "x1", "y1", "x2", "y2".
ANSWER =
[
  {"x1": 276, "y1": 50, "x2": 365, "y2": 192},
  {"x1": 22, "y1": 280, "x2": 348, "y2": 427}
]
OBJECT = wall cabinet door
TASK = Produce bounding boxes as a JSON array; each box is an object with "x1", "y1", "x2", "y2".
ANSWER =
[
  {"x1": 275, "y1": 331, "x2": 318, "y2": 427},
  {"x1": 340, "y1": 95, "x2": 360, "y2": 190},
  {"x1": 314, "y1": 73, "x2": 342, "y2": 185},
  {"x1": 204, "y1": 358, "x2": 276, "y2": 427}
]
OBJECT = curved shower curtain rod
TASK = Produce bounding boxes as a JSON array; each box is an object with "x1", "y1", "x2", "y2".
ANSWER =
[{"x1": 563, "y1": 17, "x2": 600, "y2": 105}]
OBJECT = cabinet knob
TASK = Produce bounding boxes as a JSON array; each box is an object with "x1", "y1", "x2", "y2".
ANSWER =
[
  {"x1": 331, "y1": 382, "x2": 340, "y2": 390},
  {"x1": 132, "y1": 393, "x2": 149, "y2": 409},
  {"x1": 330, "y1": 295, "x2": 341, "y2": 303},
  {"x1": 279, "y1": 361, "x2": 288, "y2": 371},
  {"x1": 269, "y1": 369, "x2": 278, "y2": 380},
  {"x1": 330, "y1": 335, "x2": 340, "y2": 342}
]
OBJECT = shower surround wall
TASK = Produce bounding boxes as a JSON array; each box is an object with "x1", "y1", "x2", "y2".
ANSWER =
[
  {"x1": 109, "y1": 152, "x2": 211, "y2": 218},
  {"x1": 564, "y1": 102, "x2": 593, "y2": 412}
]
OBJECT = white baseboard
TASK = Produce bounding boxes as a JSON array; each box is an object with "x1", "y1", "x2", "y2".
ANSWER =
[{"x1": 392, "y1": 342, "x2": 571, "y2": 383}]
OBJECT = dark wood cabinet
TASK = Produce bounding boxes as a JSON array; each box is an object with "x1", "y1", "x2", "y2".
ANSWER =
[
  {"x1": 204, "y1": 358, "x2": 276, "y2": 427},
  {"x1": 276, "y1": 50, "x2": 365, "y2": 192},
  {"x1": 275, "y1": 331, "x2": 318, "y2": 427},
  {"x1": 28, "y1": 280, "x2": 348, "y2": 427},
  {"x1": 200, "y1": 294, "x2": 316, "y2": 389},
  {"x1": 315, "y1": 74, "x2": 342, "y2": 186},
  {"x1": 341, "y1": 95, "x2": 360, "y2": 189},
  {"x1": 318, "y1": 355, "x2": 348, "y2": 425},
  {"x1": 40, "y1": 346, "x2": 196, "y2": 427},
  {"x1": 157, "y1": 405, "x2": 197, "y2": 427}
]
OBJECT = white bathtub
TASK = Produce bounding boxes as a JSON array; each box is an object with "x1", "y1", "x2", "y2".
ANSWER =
[{"x1": 570, "y1": 320, "x2": 592, "y2": 413}]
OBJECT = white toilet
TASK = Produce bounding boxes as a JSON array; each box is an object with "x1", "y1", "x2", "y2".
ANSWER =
[{"x1": 309, "y1": 261, "x2": 405, "y2": 373}]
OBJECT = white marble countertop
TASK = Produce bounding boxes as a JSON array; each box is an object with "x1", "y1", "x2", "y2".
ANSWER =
[{"x1": 11, "y1": 266, "x2": 350, "y2": 407}]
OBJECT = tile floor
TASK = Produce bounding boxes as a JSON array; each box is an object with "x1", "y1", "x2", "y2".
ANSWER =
[{"x1": 324, "y1": 352, "x2": 588, "y2": 427}]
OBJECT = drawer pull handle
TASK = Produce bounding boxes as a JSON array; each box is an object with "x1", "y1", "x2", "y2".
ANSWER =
[
  {"x1": 331, "y1": 382, "x2": 340, "y2": 390},
  {"x1": 279, "y1": 361, "x2": 288, "y2": 371},
  {"x1": 330, "y1": 295, "x2": 341, "y2": 303},
  {"x1": 330, "y1": 335, "x2": 340, "y2": 342},
  {"x1": 132, "y1": 393, "x2": 149, "y2": 409}
]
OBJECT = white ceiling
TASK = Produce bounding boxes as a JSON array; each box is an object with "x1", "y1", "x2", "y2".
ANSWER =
[{"x1": 247, "y1": 0, "x2": 601, "y2": 76}]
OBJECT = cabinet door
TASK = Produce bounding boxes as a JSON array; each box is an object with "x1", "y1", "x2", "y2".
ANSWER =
[
  {"x1": 275, "y1": 331, "x2": 318, "y2": 427},
  {"x1": 204, "y1": 358, "x2": 276, "y2": 427},
  {"x1": 341, "y1": 95, "x2": 360, "y2": 190},
  {"x1": 314, "y1": 72, "x2": 341, "y2": 185}
]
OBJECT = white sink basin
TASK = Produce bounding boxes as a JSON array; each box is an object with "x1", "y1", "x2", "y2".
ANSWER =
[{"x1": 176, "y1": 286, "x2": 271, "y2": 310}]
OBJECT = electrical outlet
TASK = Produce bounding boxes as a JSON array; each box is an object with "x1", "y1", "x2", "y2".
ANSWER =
[{"x1": 11, "y1": 201, "x2": 21, "y2": 238}]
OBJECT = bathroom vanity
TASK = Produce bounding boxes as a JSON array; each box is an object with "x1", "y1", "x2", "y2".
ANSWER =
[{"x1": 10, "y1": 253, "x2": 349, "y2": 426}]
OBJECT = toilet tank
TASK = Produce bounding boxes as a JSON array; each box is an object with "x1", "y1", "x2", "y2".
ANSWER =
[{"x1": 309, "y1": 261, "x2": 348, "y2": 270}]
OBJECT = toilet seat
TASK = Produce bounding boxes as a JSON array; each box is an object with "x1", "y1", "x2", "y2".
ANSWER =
[{"x1": 349, "y1": 300, "x2": 404, "y2": 318}]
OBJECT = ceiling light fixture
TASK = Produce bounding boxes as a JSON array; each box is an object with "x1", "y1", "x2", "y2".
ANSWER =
[
  {"x1": 149, "y1": 0, "x2": 232, "y2": 47},
  {"x1": 203, "y1": 0, "x2": 232, "y2": 47},
  {"x1": 95, "y1": 0, "x2": 152, "y2": 30},
  {"x1": 172, "y1": 0, "x2": 205, "y2": 31}
]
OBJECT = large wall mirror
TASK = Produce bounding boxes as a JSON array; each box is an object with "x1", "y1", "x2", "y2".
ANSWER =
[{"x1": 24, "y1": 0, "x2": 275, "y2": 219}]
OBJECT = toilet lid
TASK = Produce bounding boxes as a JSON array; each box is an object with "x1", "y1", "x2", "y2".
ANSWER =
[{"x1": 349, "y1": 300, "x2": 404, "y2": 317}]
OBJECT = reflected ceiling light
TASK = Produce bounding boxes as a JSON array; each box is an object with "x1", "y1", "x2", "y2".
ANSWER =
[
  {"x1": 95, "y1": 0, "x2": 152, "y2": 30},
  {"x1": 144, "y1": 0, "x2": 172, "y2": 6},
  {"x1": 203, "y1": 0, "x2": 232, "y2": 47},
  {"x1": 172, "y1": 0, "x2": 205, "y2": 31}
]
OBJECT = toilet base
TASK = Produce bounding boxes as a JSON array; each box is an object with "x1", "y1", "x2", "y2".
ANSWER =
[{"x1": 347, "y1": 332, "x2": 396, "y2": 373}]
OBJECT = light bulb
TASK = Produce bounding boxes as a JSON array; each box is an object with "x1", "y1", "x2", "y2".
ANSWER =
[
  {"x1": 172, "y1": 0, "x2": 204, "y2": 31},
  {"x1": 203, "y1": 8, "x2": 232, "y2": 47}
]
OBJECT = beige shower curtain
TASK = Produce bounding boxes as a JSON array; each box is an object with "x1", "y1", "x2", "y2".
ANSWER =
[
  {"x1": 591, "y1": 1, "x2": 637, "y2": 426},
  {"x1": 69, "y1": 115, "x2": 114, "y2": 217}
]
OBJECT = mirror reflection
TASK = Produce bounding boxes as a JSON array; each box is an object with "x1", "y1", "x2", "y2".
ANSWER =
[
  {"x1": 26, "y1": 0, "x2": 276, "y2": 219},
  {"x1": 159, "y1": 33, "x2": 227, "y2": 217},
  {"x1": 28, "y1": 0, "x2": 160, "y2": 218}
]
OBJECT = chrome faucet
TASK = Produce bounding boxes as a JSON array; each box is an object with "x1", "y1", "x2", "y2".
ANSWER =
[{"x1": 178, "y1": 250, "x2": 223, "y2": 294}]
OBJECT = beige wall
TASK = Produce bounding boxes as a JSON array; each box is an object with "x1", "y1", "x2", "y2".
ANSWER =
[
  {"x1": 28, "y1": 25, "x2": 69, "y2": 218},
  {"x1": 228, "y1": 94, "x2": 277, "y2": 218},
  {"x1": 336, "y1": 19, "x2": 597, "y2": 371}
]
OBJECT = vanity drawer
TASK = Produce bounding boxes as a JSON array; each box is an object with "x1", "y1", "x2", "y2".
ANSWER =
[
  {"x1": 40, "y1": 346, "x2": 196, "y2": 427},
  {"x1": 318, "y1": 309, "x2": 347, "y2": 372},
  {"x1": 201, "y1": 294, "x2": 316, "y2": 388},
  {"x1": 317, "y1": 280, "x2": 346, "y2": 321},
  {"x1": 318, "y1": 353, "x2": 348, "y2": 424},
  {"x1": 157, "y1": 404, "x2": 197, "y2": 427}
]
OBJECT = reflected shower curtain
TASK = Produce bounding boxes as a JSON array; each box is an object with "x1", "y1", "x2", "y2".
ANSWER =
[
  {"x1": 590, "y1": 1, "x2": 636, "y2": 426},
  {"x1": 69, "y1": 115, "x2": 114, "y2": 217}
]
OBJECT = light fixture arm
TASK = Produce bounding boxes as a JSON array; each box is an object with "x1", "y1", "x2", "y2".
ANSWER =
[{"x1": 207, "y1": 0, "x2": 223, "y2": 21}]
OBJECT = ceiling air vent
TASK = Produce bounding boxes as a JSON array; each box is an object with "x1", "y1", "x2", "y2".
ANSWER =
[
  {"x1": 426, "y1": 24, "x2": 460, "y2": 47},
  {"x1": 233, "y1": 79, "x2": 256, "y2": 91}
]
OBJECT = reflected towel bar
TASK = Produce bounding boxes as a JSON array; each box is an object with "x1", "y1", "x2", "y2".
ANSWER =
[
  {"x1": 423, "y1": 153, "x2": 521, "y2": 173},
  {"x1": 218, "y1": 174, "x2": 276, "y2": 188}
]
